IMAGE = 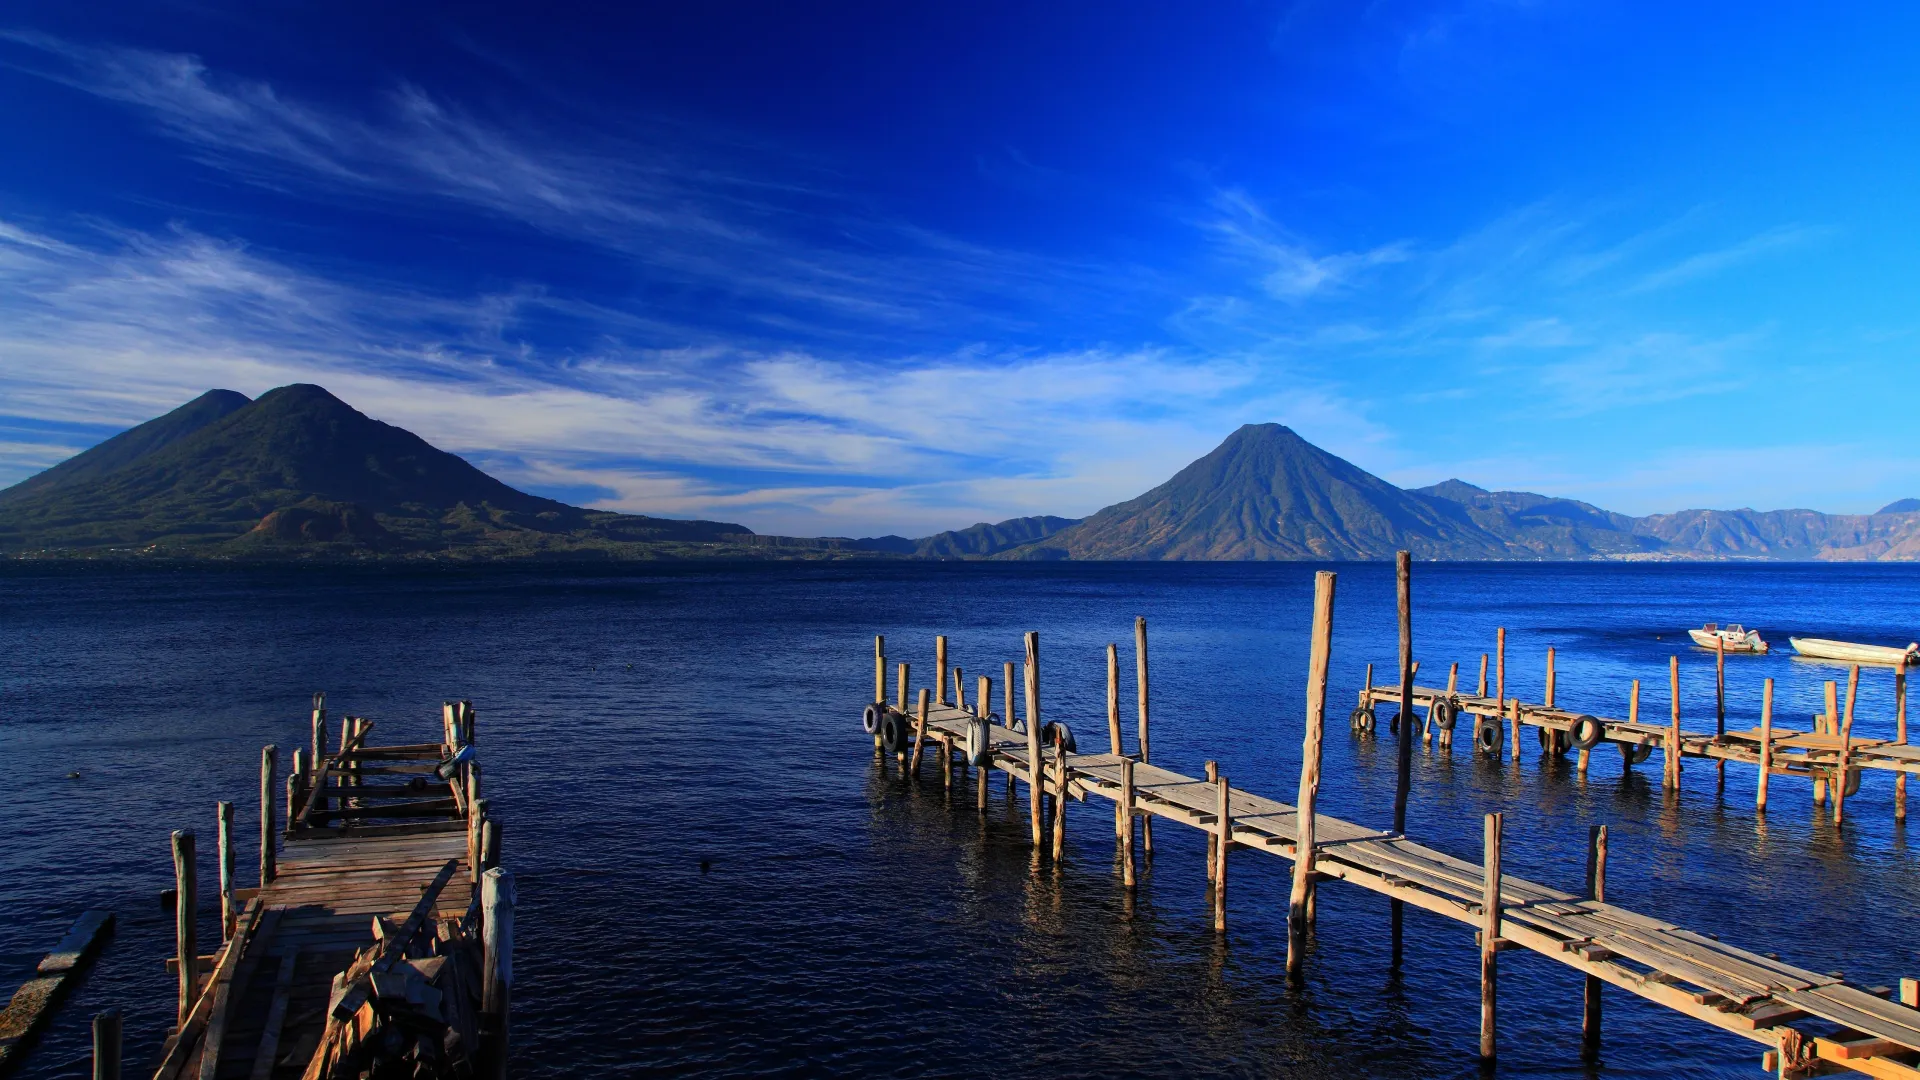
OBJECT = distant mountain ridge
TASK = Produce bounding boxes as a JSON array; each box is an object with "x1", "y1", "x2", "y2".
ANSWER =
[{"x1": 4, "y1": 390, "x2": 1915, "y2": 561}]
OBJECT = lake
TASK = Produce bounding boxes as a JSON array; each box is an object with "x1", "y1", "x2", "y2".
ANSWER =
[{"x1": 5, "y1": 559, "x2": 1920, "y2": 1078}]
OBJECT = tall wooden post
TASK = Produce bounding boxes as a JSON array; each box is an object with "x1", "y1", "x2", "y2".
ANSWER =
[
  {"x1": 1204, "y1": 760, "x2": 1220, "y2": 881},
  {"x1": 977, "y1": 674, "x2": 992, "y2": 812},
  {"x1": 1481, "y1": 812, "x2": 1503, "y2": 1062},
  {"x1": 1106, "y1": 643, "x2": 1122, "y2": 757},
  {"x1": 1583, "y1": 824, "x2": 1607, "y2": 1059},
  {"x1": 1498, "y1": 628, "x2": 1511, "y2": 757},
  {"x1": 1666, "y1": 657, "x2": 1682, "y2": 792},
  {"x1": 481, "y1": 867, "x2": 515, "y2": 1080},
  {"x1": 92, "y1": 1010, "x2": 121, "y2": 1080},
  {"x1": 1003, "y1": 662, "x2": 1016, "y2": 726},
  {"x1": 1478, "y1": 654, "x2": 1489, "y2": 698},
  {"x1": 1899, "y1": 668, "x2": 1910, "y2": 821},
  {"x1": 470, "y1": 798, "x2": 489, "y2": 886},
  {"x1": 309, "y1": 692, "x2": 325, "y2": 783},
  {"x1": 287, "y1": 749, "x2": 304, "y2": 823},
  {"x1": 1837, "y1": 665, "x2": 1859, "y2": 826},
  {"x1": 217, "y1": 801, "x2": 235, "y2": 941},
  {"x1": 1393, "y1": 551, "x2": 1414, "y2": 833},
  {"x1": 896, "y1": 662, "x2": 910, "y2": 713},
  {"x1": 1546, "y1": 647, "x2": 1557, "y2": 708},
  {"x1": 1213, "y1": 773, "x2": 1231, "y2": 933},
  {"x1": 909, "y1": 689, "x2": 930, "y2": 777},
  {"x1": 172, "y1": 830, "x2": 197, "y2": 1026},
  {"x1": 1119, "y1": 758, "x2": 1136, "y2": 888},
  {"x1": 1818, "y1": 681, "x2": 1838, "y2": 805},
  {"x1": 1716, "y1": 635, "x2": 1728, "y2": 785},
  {"x1": 1289, "y1": 570, "x2": 1336, "y2": 982},
  {"x1": 1135, "y1": 617, "x2": 1153, "y2": 855},
  {"x1": 1025, "y1": 634, "x2": 1044, "y2": 851},
  {"x1": 873, "y1": 636, "x2": 886, "y2": 752},
  {"x1": 1051, "y1": 742, "x2": 1067, "y2": 861},
  {"x1": 259, "y1": 745, "x2": 277, "y2": 885},
  {"x1": 935, "y1": 636, "x2": 948, "y2": 704},
  {"x1": 1758, "y1": 679, "x2": 1774, "y2": 813}
]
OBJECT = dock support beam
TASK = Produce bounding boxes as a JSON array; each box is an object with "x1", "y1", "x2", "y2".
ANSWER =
[
  {"x1": 1136, "y1": 617, "x2": 1153, "y2": 856},
  {"x1": 171, "y1": 829, "x2": 197, "y2": 1027},
  {"x1": 1584, "y1": 824, "x2": 1607, "y2": 1060},
  {"x1": 259, "y1": 746, "x2": 277, "y2": 885},
  {"x1": 1025, "y1": 634, "x2": 1044, "y2": 851},
  {"x1": 1481, "y1": 812, "x2": 1503, "y2": 1064},
  {"x1": 1289, "y1": 570, "x2": 1335, "y2": 983}
]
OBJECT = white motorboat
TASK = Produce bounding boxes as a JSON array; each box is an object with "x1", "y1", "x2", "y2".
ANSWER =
[{"x1": 1687, "y1": 623, "x2": 1769, "y2": 653}]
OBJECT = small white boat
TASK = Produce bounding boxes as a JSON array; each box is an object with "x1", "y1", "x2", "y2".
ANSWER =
[
  {"x1": 1688, "y1": 623, "x2": 1769, "y2": 653},
  {"x1": 1788, "y1": 637, "x2": 1920, "y2": 667}
]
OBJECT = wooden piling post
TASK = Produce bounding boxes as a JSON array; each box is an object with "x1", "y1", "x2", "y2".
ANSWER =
[
  {"x1": 873, "y1": 637, "x2": 886, "y2": 751},
  {"x1": 1837, "y1": 665, "x2": 1859, "y2": 826},
  {"x1": 1902, "y1": 979, "x2": 1920, "y2": 1008},
  {"x1": 1119, "y1": 757, "x2": 1136, "y2": 888},
  {"x1": 1758, "y1": 679, "x2": 1774, "y2": 813},
  {"x1": 1818, "y1": 681, "x2": 1838, "y2": 805},
  {"x1": 1025, "y1": 633, "x2": 1044, "y2": 850},
  {"x1": 1481, "y1": 812, "x2": 1503, "y2": 1062},
  {"x1": 1498, "y1": 628, "x2": 1512, "y2": 757},
  {"x1": 481, "y1": 867, "x2": 515, "y2": 1080},
  {"x1": 309, "y1": 692, "x2": 325, "y2": 782},
  {"x1": 1629, "y1": 679, "x2": 1640, "y2": 725},
  {"x1": 952, "y1": 667, "x2": 965, "y2": 713},
  {"x1": 1478, "y1": 654, "x2": 1489, "y2": 698},
  {"x1": 92, "y1": 1010, "x2": 121, "y2": 1080},
  {"x1": 172, "y1": 829, "x2": 197, "y2": 1026},
  {"x1": 1546, "y1": 646, "x2": 1557, "y2": 709},
  {"x1": 1004, "y1": 662, "x2": 1016, "y2": 725},
  {"x1": 1204, "y1": 760, "x2": 1220, "y2": 881},
  {"x1": 1393, "y1": 551, "x2": 1414, "y2": 834},
  {"x1": 1213, "y1": 774, "x2": 1231, "y2": 933},
  {"x1": 287, "y1": 749, "x2": 303, "y2": 824},
  {"x1": 482, "y1": 817, "x2": 501, "y2": 872},
  {"x1": 896, "y1": 662, "x2": 910, "y2": 713},
  {"x1": 1583, "y1": 824, "x2": 1607, "y2": 1059},
  {"x1": 910, "y1": 689, "x2": 931, "y2": 777},
  {"x1": 259, "y1": 745, "x2": 276, "y2": 885},
  {"x1": 1135, "y1": 617, "x2": 1153, "y2": 855},
  {"x1": 217, "y1": 801, "x2": 236, "y2": 941},
  {"x1": 977, "y1": 674, "x2": 992, "y2": 812},
  {"x1": 1666, "y1": 656, "x2": 1682, "y2": 792},
  {"x1": 1899, "y1": 669, "x2": 1909, "y2": 821},
  {"x1": 1051, "y1": 743, "x2": 1067, "y2": 862},
  {"x1": 1716, "y1": 635, "x2": 1728, "y2": 784},
  {"x1": 1106, "y1": 643, "x2": 1123, "y2": 757},
  {"x1": 1289, "y1": 570, "x2": 1336, "y2": 981},
  {"x1": 470, "y1": 797, "x2": 489, "y2": 886},
  {"x1": 936, "y1": 635, "x2": 948, "y2": 705}
]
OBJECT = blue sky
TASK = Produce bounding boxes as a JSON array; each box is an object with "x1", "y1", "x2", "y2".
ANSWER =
[{"x1": 1, "y1": 2, "x2": 1916, "y2": 536}]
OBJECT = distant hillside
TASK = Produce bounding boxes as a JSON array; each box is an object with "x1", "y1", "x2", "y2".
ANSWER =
[
  {"x1": 0, "y1": 384, "x2": 755, "y2": 559},
  {"x1": 1011, "y1": 424, "x2": 1511, "y2": 560},
  {"x1": 914, "y1": 515, "x2": 1080, "y2": 557},
  {"x1": 1413, "y1": 480, "x2": 1663, "y2": 558}
]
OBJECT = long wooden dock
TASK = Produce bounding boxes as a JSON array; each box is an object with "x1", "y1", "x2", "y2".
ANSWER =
[
  {"x1": 866, "y1": 572, "x2": 1920, "y2": 1079},
  {"x1": 149, "y1": 696, "x2": 514, "y2": 1080}
]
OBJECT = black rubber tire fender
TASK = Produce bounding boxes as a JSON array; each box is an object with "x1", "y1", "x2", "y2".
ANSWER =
[
  {"x1": 880, "y1": 711, "x2": 912, "y2": 755},
  {"x1": 1538, "y1": 725, "x2": 1570, "y2": 757},
  {"x1": 1620, "y1": 741, "x2": 1653, "y2": 765},
  {"x1": 862, "y1": 702, "x2": 884, "y2": 736},
  {"x1": 1569, "y1": 715, "x2": 1604, "y2": 752},
  {"x1": 1475, "y1": 717, "x2": 1502, "y2": 753},
  {"x1": 1042, "y1": 721, "x2": 1077, "y2": 754},
  {"x1": 1355, "y1": 707, "x2": 1376, "y2": 735},
  {"x1": 1432, "y1": 698, "x2": 1460, "y2": 733}
]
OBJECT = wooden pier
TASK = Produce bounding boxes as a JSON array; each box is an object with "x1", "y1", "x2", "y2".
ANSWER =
[
  {"x1": 865, "y1": 569, "x2": 1920, "y2": 1079},
  {"x1": 150, "y1": 696, "x2": 514, "y2": 1080},
  {"x1": 1354, "y1": 629, "x2": 1915, "y2": 823}
]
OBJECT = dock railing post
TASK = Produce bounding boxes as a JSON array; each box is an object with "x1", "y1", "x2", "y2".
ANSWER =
[
  {"x1": 1025, "y1": 634, "x2": 1044, "y2": 851},
  {"x1": 1135, "y1": 617, "x2": 1152, "y2": 855},
  {"x1": 1106, "y1": 643, "x2": 1122, "y2": 759},
  {"x1": 1480, "y1": 811, "x2": 1503, "y2": 1063},
  {"x1": 92, "y1": 1010, "x2": 121, "y2": 1080},
  {"x1": 1289, "y1": 570, "x2": 1335, "y2": 983},
  {"x1": 1898, "y1": 668, "x2": 1909, "y2": 821},
  {"x1": 1583, "y1": 823, "x2": 1606, "y2": 1060},
  {"x1": 217, "y1": 801, "x2": 236, "y2": 941},
  {"x1": 481, "y1": 867, "x2": 515, "y2": 1080},
  {"x1": 171, "y1": 829, "x2": 197, "y2": 1026},
  {"x1": 1758, "y1": 679, "x2": 1774, "y2": 814},
  {"x1": 259, "y1": 745, "x2": 277, "y2": 885},
  {"x1": 1666, "y1": 657, "x2": 1682, "y2": 794},
  {"x1": 936, "y1": 635, "x2": 948, "y2": 706},
  {"x1": 1837, "y1": 665, "x2": 1859, "y2": 826},
  {"x1": 1213, "y1": 773, "x2": 1230, "y2": 934}
]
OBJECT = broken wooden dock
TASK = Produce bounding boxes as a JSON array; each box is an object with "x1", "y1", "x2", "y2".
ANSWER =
[
  {"x1": 1356, "y1": 625, "x2": 1917, "y2": 824},
  {"x1": 150, "y1": 695, "x2": 514, "y2": 1080},
  {"x1": 865, "y1": 570, "x2": 1920, "y2": 1079}
]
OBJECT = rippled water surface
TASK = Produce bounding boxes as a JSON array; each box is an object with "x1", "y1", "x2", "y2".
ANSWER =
[{"x1": 6, "y1": 560, "x2": 1920, "y2": 1078}]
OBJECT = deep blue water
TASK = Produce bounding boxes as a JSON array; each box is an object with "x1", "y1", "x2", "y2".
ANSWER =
[{"x1": 5, "y1": 560, "x2": 1920, "y2": 1078}]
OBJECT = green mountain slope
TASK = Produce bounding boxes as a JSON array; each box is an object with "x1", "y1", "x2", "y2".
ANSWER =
[
  {"x1": 0, "y1": 384, "x2": 750, "y2": 557},
  {"x1": 0, "y1": 389, "x2": 251, "y2": 508}
]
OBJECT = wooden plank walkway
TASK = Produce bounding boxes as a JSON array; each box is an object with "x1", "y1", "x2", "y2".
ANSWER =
[
  {"x1": 870, "y1": 619, "x2": 1920, "y2": 1079},
  {"x1": 151, "y1": 699, "x2": 511, "y2": 1080}
]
